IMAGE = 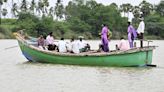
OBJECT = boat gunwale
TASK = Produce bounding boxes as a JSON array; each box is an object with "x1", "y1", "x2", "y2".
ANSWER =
[{"x1": 15, "y1": 33, "x2": 156, "y2": 57}]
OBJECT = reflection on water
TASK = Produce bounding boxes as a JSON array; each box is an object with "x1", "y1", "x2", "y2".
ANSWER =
[{"x1": 0, "y1": 40, "x2": 164, "y2": 92}]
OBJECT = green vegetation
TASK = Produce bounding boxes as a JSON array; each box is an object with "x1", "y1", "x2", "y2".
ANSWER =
[
  {"x1": 0, "y1": 0, "x2": 164, "y2": 39},
  {"x1": 0, "y1": 19, "x2": 16, "y2": 39}
]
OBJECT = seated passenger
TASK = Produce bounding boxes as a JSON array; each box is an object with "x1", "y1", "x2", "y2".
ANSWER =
[
  {"x1": 77, "y1": 36, "x2": 90, "y2": 52},
  {"x1": 66, "y1": 38, "x2": 74, "y2": 52},
  {"x1": 58, "y1": 38, "x2": 67, "y2": 53},
  {"x1": 46, "y1": 32, "x2": 56, "y2": 50},
  {"x1": 118, "y1": 37, "x2": 130, "y2": 51},
  {"x1": 97, "y1": 43, "x2": 103, "y2": 52},
  {"x1": 37, "y1": 35, "x2": 47, "y2": 50},
  {"x1": 71, "y1": 39, "x2": 80, "y2": 54}
]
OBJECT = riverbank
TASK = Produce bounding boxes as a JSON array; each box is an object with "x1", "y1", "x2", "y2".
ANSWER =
[
  {"x1": 0, "y1": 19, "x2": 162, "y2": 40},
  {"x1": 0, "y1": 19, "x2": 17, "y2": 39},
  {"x1": 0, "y1": 25, "x2": 14, "y2": 39},
  {"x1": 0, "y1": 28, "x2": 162, "y2": 40},
  {"x1": 0, "y1": 26, "x2": 162, "y2": 40}
]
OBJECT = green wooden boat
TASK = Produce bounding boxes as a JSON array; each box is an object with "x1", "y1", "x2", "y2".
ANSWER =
[{"x1": 15, "y1": 33, "x2": 156, "y2": 67}]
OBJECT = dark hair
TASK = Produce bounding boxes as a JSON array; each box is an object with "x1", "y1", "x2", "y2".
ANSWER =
[
  {"x1": 61, "y1": 37, "x2": 64, "y2": 40},
  {"x1": 49, "y1": 32, "x2": 53, "y2": 36},
  {"x1": 43, "y1": 35, "x2": 46, "y2": 39},
  {"x1": 71, "y1": 38, "x2": 74, "y2": 42},
  {"x1": 128, "y1": 22, "x2": 131, "y2": 26},
  {"x1": 120, "y1": 37, "x2": 124, "y2": 40},
  {"x1": 79, "y1": 38, "x2": 82, "y2": 41},
  {"x1": 102, "y1": 24, "x2": 107, "y2": 27}
]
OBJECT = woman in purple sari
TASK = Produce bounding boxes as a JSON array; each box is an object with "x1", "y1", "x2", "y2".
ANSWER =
[
  {"x1": 127, "y1": 22, "x2": 137, "y2": 48},
  {"x1": 101, "y1": 24, "x2": 109, "y2": 52}
]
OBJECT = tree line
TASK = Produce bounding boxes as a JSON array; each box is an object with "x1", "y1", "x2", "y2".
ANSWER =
[{"x1": 0, "y1": 0, "x2": 164, "y2": 39}]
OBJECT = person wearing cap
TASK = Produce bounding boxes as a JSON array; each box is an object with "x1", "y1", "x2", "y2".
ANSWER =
[
  {"x1": 101, "y1": 24, "x2": 109, "y2": 52},
  {"x1": 137, "y1": 17, "x2": 145, "y2": 48}
]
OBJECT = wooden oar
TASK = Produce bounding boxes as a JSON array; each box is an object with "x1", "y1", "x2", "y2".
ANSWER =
[
  {"x1": 4, "y1": 45, "x2": 18, "y2": 50},
  {"x1": 0, "y1": 45, "x2": 18, "y2": 52}
]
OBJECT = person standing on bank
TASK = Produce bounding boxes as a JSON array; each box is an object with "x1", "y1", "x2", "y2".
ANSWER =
[
  {"x1": 101, "y1": 24, "x2": 109, "y2": 52},
  {"x1": 137, "y1": 17, "x2": 145, "y2": 48}
]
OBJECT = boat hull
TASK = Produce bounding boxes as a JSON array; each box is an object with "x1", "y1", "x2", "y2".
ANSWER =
[{"x1": 17, "y1": 39, "x2": 154, "y2": 67}]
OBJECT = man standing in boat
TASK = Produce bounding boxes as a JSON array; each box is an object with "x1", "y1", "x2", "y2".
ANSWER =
[
  {"x1": 137, "y1": 17, "x2": 145, "y2": 48},
  {"x1": 101, "y1": 24, "x2": 109, "y2": 52},
  {"x1": 127, "y1": 22, "x2": 137, "y2": 48}
]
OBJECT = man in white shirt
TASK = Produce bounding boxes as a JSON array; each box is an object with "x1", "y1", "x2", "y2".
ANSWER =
[
  {"x1": 71, "y1": 39, "x2": 80, "y2": 54},
  {"x1": 77, "y1": 37, "x2": 90, "y2": 52},
  {"x1": 58, "y1": 38, "x2": 67, "y2": 53},
  {"x1": 137, "y1": 17, "x2": 145, "y2": 48},
  {"x1": 66, "y1": 38, "x2": 74, "y2": 52},
  {"x1": 128, "y1": 11, "x2": 134, "y2": 23}
]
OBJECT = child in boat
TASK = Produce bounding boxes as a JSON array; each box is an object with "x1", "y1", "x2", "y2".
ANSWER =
[
  {"x1": 58, "y1": 38, "x2": 67, "y2": 53},
  {"x1": 77, "y1": 36, "x2": 90, "y2": 53}
]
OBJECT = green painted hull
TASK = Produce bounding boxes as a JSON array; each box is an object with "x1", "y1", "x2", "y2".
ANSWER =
[{"x1": 16, "y1": 38, "x2": 155, "y2": 67}]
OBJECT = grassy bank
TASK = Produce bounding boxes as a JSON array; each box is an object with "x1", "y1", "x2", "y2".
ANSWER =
[
  {"x1": 0, "y1": 19, "x2": 17, "y2": 39},
  {"x1": 0, "y1": 25, "x2": 14, "y2": 39},
  {"x1": 0, "y1": 18, "x2": 163, "y2": 40},
  {"x1": 0, "y1": 25, "x2": 162, "y2": 40},
  {"x1": 0, "y1": 24, "x2": 162, "y2": 40}
]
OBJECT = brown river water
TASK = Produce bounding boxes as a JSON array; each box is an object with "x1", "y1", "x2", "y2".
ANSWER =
[{"x1": 0, "y1": 40, "x2": 164, "y2": 92}]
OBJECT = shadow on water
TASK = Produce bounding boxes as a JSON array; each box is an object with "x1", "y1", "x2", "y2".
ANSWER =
[
  {"x1": 22, "y1": 61, "x2": 40, "y2": 64},
  {"x1": 17, "y1": 61, "x2": 90, "y2": 68},
  {"x1": 17, "y1": 61, "x2": 163, "y2": 70},
  {"x1": 17, "y1": 60, "x2": 164, "y2": 74},
  {"x1": 18, "y1": 61, "x2": 60, "y2": 67}
]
